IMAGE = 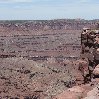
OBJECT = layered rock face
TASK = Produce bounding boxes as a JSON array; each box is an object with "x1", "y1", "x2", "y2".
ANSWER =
[
  {"x1": 80, "y1": 27, "x2": 99, "y2": 81},
  {"x1": 81, "y1": 27, "x2": 99, "y2": 64},
  {"x1": 0, "y1": 19, "x2": 84, "y2": 60},
  {"x1": 0, "y1": 32, "x2": 81, "y2": 60},
  {"x1": 0, "y1": 19, "x2": 98, "y2": 60}
]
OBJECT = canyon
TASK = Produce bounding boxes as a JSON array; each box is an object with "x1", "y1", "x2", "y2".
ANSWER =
[{"x1": 0, "y1": 19, "x2": 99, "y2": 99}]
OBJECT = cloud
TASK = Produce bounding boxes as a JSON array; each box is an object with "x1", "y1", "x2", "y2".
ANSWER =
[
  {"x1": 0, "y1": 0, "x2": 99, "y2": 20},
  {"x1": 0, "y1": 0, "x2": 32, "y2": 3},
  {"x1": 79, "y1": 0, "x2": 91, "y2": 2},
  {"x1": 76, "y1": 0, "x2": 99, "y2": 4}
]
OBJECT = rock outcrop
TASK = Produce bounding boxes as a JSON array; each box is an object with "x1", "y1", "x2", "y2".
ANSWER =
[{"x1": 81, "y1": 26, "x2": 99, "y2": 82}]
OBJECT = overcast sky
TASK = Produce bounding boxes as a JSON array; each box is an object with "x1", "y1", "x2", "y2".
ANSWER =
[{"x1": 0, "y1": 0, "x2": 99, "y2": 20}]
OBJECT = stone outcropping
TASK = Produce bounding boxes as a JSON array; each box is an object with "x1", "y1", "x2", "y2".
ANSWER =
[{"x1": 80, "y1": 27, "x2": 99, "y2": 82}]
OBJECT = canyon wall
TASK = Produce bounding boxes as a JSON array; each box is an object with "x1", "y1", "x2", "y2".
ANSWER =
[{"x1": 0, "y1": 19, "x2": 98, "y2": 60}]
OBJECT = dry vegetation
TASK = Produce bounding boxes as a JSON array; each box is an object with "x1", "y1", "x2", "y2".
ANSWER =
[{"x1": 0, "y1": 57, "x2": 83, "y2": 98}]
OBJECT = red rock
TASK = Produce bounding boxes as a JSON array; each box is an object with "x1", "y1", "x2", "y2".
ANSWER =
[
  {"x1": 93, "y1": 64, "x2": 99, "y2": 75},
  {"x1": 54, "y1": 90, "x2": 82, "y2": 99},
  {"x1": 83, "y1": 85, "x2": 99, "y2": 99},
  {"x1": 68, "y1": 86, "x2": 85, "y2": 93}
]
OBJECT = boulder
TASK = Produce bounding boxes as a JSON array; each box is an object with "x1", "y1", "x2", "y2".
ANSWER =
[
  {"x1": 93, "y1": 64, "x2": 99, "y2": 75},
  {"x1": 84, "y1": 96, "x2": 99, "y2": 99},
  {"x1": 54, "y1": 85, "x2": 85, "y2": 99},
  {"x1": 68, "y1": 86, "x2": 85, "y2": 93},
  {"x1": 78, "y1": 59, "x2": 89, "y2": 77},
  {"x1": 83, "y1": 84, "x2": 99, "y2": 99},
  {"x1": 54, "y1": 90, "x2": 82, "y2": 99},
  {"x1": 95, "y1": 48, "x2": 99, "y2": 60}
]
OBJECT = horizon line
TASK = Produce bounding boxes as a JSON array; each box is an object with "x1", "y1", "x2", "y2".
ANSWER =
[{"x1": 0, "y1": 18, "x2": 99, "y2": 21}]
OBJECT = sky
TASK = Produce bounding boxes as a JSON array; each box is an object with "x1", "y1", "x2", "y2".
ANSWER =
[{"x1": 0, "y1": 0, "x2": 99, "y2": 20}]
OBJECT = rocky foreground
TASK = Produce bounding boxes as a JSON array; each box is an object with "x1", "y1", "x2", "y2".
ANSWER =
[
  {"x1": 0, "y1": 57, "x2": 99, "y2": 99},
  {"x1": 0, "y1": 57, "x2": 83, "y2": 98},
  {"x1": 54, "y1": 64, "x2": 99, "y2": 99}
]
